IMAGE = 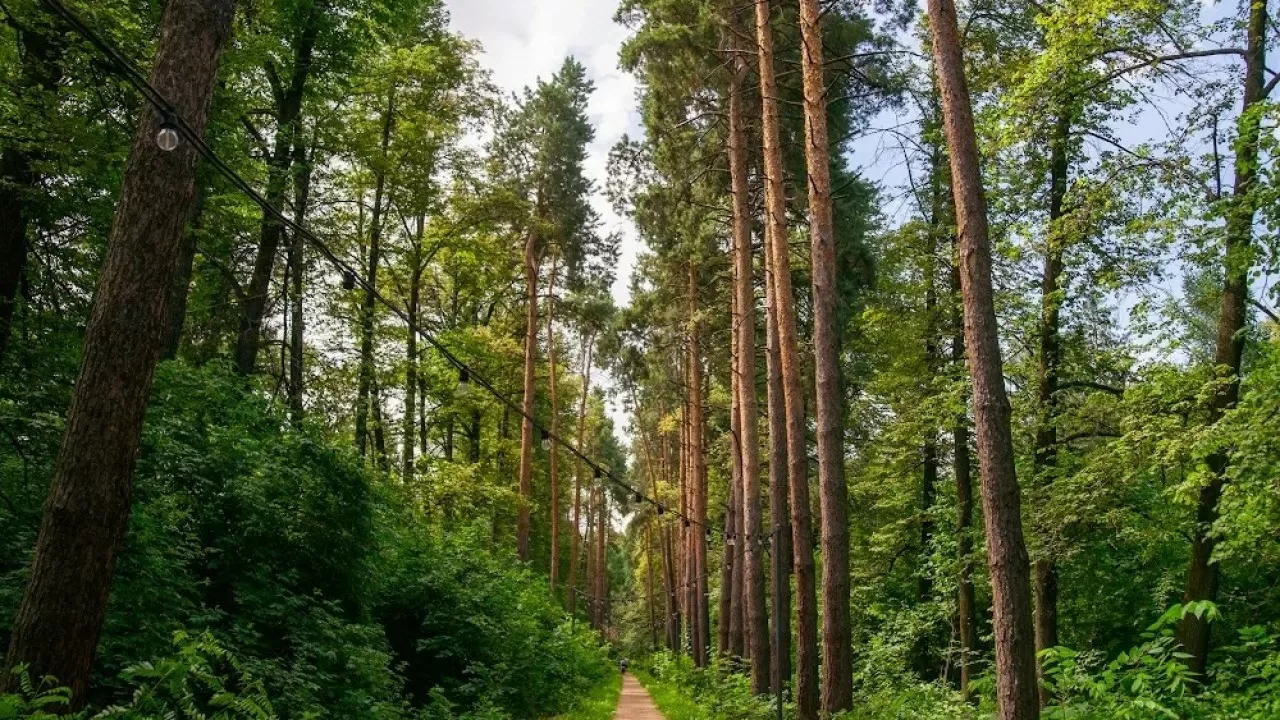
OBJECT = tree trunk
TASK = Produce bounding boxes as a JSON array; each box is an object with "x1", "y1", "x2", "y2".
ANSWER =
[
  {"x1": 517, "y1": 225, "x2": 539, "y2": 562},
  {"x1": 403, "y1": 218, "x2": 425, "y2": 477},
  {"x1": 286, "y1": 131, "x2": 313, "y2": 421},
  {"x1": 595, "y1": 483, "x2": 609, "y2": 629},
  {"x1": 162, "y1": 189, "x2": 205, "y2": 360},
  {"x1": 234, "y1": 8, "x2": 320, "y2": 375},
  {"x1": 647, "y1": 523, "x2": 659, "y2": 650},
  {"x1": 356, "y1": 88, "x2": 395, "y2": 460},
  {"x1": 1034, "y1": 110, "x2": 1071, "y2": 704},
  {"x1": 953, "y1": 307, "x2": 977, "y2": 702},
  {"x1": 0, "y1": 22, "x2": 64, "y2": 360},
  {"x1": 548, "y1": 255, "x2": 561, "y2": 592},
  {"x1": 569, "y1": 331, "x2": 594, "y2": 614},
  {"x1": 722, "y1": 340, "x2": 741, "y2": 656},
  {"x1": 755, "y1": 0, "x2": 817, "y2": 713},
  {"x1": 0, "y1": 0, "x2": 233, "y2": 703},
  {"x1": 728, "y1": 28, "x2": 770, "y2": 689},
  {"x1": 926, "y1": 1, "x2": 1038, "y2": 716},
  {"x1": 664, "y1": 520, "x2": 681, "y2": 652},
  {"x1": 688, "y1": 263, "x2": 710, "y2": 667},
  {"x1": 766, "y1": 198, "x2": 793, "y2": 699},
  {"x1": 797, "y1": 0, "x2": 851, "y2": 709},
  {"x1": 1178, "y1": 0, "x2": 1267, "y2": 676}
]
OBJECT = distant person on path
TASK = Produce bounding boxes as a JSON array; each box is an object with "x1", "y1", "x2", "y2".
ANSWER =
[{"x1": 619, "y1": 657, "x2": 629, "y2": 674}]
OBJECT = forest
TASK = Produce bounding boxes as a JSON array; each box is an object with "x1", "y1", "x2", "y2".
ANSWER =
[{"x1": 1, "y1": 0, "x2": 1279, "y2": 718}]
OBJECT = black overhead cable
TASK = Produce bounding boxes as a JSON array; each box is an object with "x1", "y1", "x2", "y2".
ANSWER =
[{"x1": 38, "y1": 0, "x2": 720, "y2": 530}]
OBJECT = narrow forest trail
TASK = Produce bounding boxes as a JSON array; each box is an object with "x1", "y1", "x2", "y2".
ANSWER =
[{"x1": 613, "y1": 674, "x2": 663, "y2": 720}]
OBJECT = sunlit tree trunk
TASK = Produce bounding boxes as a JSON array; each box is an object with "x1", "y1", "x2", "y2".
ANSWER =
[
  {"x1": 754, "y1": 0, "x2": 817, "y2": 713},
  {"x1": 926, "y1": 0, "x2": 1038, "y2": 715},
  {"x1": 0, "y1": 0, "x2": 234, "y2": 702},
  {"x1": 797, "y1": 0, "x2": 850, "y2": 709}
]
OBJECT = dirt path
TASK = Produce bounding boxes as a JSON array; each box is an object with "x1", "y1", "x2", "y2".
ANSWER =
[{"x1": 613, "y1": 673, "x2": 663, "y2": 720}]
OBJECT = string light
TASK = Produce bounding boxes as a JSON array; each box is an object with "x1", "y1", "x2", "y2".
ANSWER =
[
  {"x1": 29, "y1": 0, "x2": 739, "y2": 535},
  {"x1": 155, "y1": 115, "x2": 179, "y2": 152},
  {"x1": 456, "y1": 367, "x2": 470, "y2": 394}
]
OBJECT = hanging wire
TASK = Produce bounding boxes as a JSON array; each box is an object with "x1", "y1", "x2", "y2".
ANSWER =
[{"x1": 36, "y1": 0, "x2": 719, "y2": 530}]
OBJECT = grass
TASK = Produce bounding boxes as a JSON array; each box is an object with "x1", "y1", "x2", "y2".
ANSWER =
[
  {"x1": 552, "y1": 669, "x2": 623, "y2": 720},
  {"x1": 634, "y1": 668, "x2": 709, "y2": 720}
]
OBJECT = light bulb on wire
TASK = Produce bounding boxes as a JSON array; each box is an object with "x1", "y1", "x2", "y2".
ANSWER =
[
  {"x1": 540, "y1": 429, "x2": 551, "y2": 451},
  {"x1": 156, "y1": 118, "x2": 180, "y2": 152},
  {"x1": 456, "y1": 367, "x2": 470, "y2": 395}
]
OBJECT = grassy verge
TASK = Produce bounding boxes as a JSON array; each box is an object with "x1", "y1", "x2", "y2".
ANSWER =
[
  {"x1": 634, "y1": 668, "x2": 709, "y2": 720},
  {"x1": 552, "y1": 669, "x2": 622, "y2": 720}
]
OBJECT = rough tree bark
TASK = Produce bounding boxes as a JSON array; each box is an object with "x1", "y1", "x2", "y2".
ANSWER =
[
  {"x1": 0, "y1": 0, "x2": 234, "y2": 704},
  {"x1": 926, "y1": 0, "x2": 1039, "y2": 716},
  {"x1": 755, "y1": 0, "x2": 817, "y2": 713},
  {"x1": 1178, "y1": 0, "x2": 1268, "y2": 676},
  {"x1": 798, "y1": 0, "x2": 852, "y2": 709}
]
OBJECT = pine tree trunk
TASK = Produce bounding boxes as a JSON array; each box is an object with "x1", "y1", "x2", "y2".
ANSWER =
[
  {"x1": 234, "y1": 9, "x2": 319, "y2": 375},
  {"x1": 647, "y1": 523, "x2": 659, "y2": 651},
  {"x1": 1178, "y1": 0, "x2": 1267, "y2": 676},
  {"x1": 688, "y1": 263, "x2": 710, "y2": 667},
  {"x1": 0, "y1": 0, "x2": 234, "y2": 702},
  {"x1": 517, "y1": 225, "x2": 539, "y2": 562},
  {"x1": 766, "y1": 202, "x2": 793, "y2": 698},
  {"x1": 569, "y1": 332, "x2": 594, "y2": 614},
  {"x1": 755, "y1": 0, "x2": 817, "y2": 713},
  {"x1": 728, "y1": 28, "x2": 770, "y2": 688},
  {"x1": 926, "y1": 1, "x2": 1038, "y2": 716},
  {"x1": 547, "y1": 256, "x2": 561, "y2": 592},
  {"x1": 595, "y1": 484, "x2": 608, "y2": 629},
  {"x1": 722, "y1": 339, "x2": 740, "y2": 656},
  {"x1": 797, "y1": 0, "x2": 851, "y2": 708},
  {"x1": 953, "y1": 316, "x2": 977, "y2": 702},
  {"x1": 664, "y1": 520, "x2": 681, "y2": 652}
]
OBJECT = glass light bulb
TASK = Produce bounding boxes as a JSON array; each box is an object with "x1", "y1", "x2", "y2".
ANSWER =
[
  {"x1": 156, "y1": 124, "x2": 180, "y2": 152},
  {"x1": 541, "y1": 437, "x2": 552, "y2": 451}
]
